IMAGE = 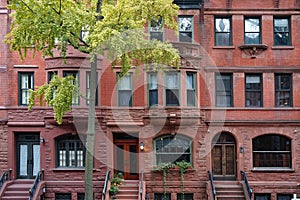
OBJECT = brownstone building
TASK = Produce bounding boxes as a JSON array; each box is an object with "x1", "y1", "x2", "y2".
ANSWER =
[{"x1": 0, "y1": 0, "x2": 300, "y2": 200}]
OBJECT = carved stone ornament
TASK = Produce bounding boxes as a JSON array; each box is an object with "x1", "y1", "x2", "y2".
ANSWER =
[{"x1": 239, "y1": 44, "x2": 268, "y2": 58}]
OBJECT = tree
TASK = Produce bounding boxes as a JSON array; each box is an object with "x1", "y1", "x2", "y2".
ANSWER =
[{"x1": 6, "y1": 0, "x2": 180, "y2": 199}]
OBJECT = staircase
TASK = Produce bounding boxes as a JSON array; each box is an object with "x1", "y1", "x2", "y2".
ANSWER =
[
  {"x1": 116, "y1": 180, "x2": 139, "y2": 200},
  {"x1": 1, "y1": 179, "x2": 34, "y2": 200},
  {"x1": 214, "y1": 181, "x2": 246, "y2": 200}
]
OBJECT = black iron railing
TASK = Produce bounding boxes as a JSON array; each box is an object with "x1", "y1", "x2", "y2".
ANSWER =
[
  {"x1": 102, "y1": 170, "x2": 111, "y2": 200},
  {"x1": 29, "y1": 170, "x2": 44, "y2": 200},
  {"x1": 240, "y1": 171, "x2": 252, "y2": 200},
  {"x1": 208, "y1": 171, "x2": 216, "y2": 200},
  {"x1": 0, "y1": 169, "x2": 12, "y2": 190}
]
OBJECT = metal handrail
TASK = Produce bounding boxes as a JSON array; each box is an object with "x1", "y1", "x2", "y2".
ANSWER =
[
  {"x1": 139, "y1": 171, "x2": 144, "y2": 200},
  {"x1": 240, "y1": 171, "x2": 252, "y2": 200},
  {"x1": 29, "y1": 170, "x2": 44, "y2": 200},
  {"x1": 102, "y1": 170, "x2": 111, "y2": 200},
  {"x1": 208, "y1": 171, "x2": 216, "y2": 200},
  {"x1": 0, "y1": 169, "x2": 12, "y2": 190}
]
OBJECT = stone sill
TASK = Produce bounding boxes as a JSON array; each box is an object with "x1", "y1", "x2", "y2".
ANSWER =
[
  {"x1": 52, "y1": 168, "x2": 86, "y2": 172},
  {"x1": 271, "y1": 46, "x2": 294, "y2": 50},
  {"x1": 213, "y1": 46, "x2": 235, "y2": 49},
  {"x1": 252, "y1": 168, "x2": 295, "y2": 172}
]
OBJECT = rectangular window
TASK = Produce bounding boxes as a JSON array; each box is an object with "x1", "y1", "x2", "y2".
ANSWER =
[
  {"x1": 186, "y1": 72, "x2": 196, "y2": 106},
  {"x1": 275, "y1": 74, "x2": 292, "y2": 107},
  {"x1": 215, "y1": 17, "x2": 232, "y2": 46},
  {"x1": 86, "y1": 71, "x2": 98, "y2": 106},
  {"x1": 179, "y1": 16, "x2": 193, "y2": 43},
  {"x1": 55, "y1": 193, "x2": 71, "y2": 200},
  {"x1": 117, "y1": 73, "x2": 132, "y2": 106},
  {"x1": 245, "y1": 17, "x2": 261, "y2": 44},
  {"x1": 165, "y1": 72, "x2": 180, "y2": 106},
  {"x1": 277, "y1": 194, "x2": 293, "y2": 200},
  {"x1": 18, "y1": 72, "x2": 34, "y2": 106},
  {"x1": 215, "y1": 73, "x2": 233, "y2": 107},
  {"x1": 63, "y1": 71, "x2": 79, "y2": 105},
  {"x1": 177, "y1": 193, "x2": 194, "y2": 200},
  {"x1": 149, "y1": 17, "x2": 163, "y2": 41},
  {"x1": 48, "y1": 71, "x2": 57, "y2": 99},
  {"x1": 274, "y1": 18, "x2": 291, "y2": 46},
  {"x1": 154, "y1": 193, "x2": 171, "y2": 200},
  {"x1": 254, "y1": 194, "x2": 270, "y2": 200},
  {"x1": 245, "y1": 74, "x2": 262, "y2": 107},
  {"x1": 148, "y1": 73, "x2": 158, "y2": 106}
]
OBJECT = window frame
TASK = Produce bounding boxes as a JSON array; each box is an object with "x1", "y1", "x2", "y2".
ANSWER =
[
  {"x1": 274, "y1": 73, "x2": 292, "y2": 107},
  {"x1": 154, "y1": 134, "x2": 192, "y2": 165},
  {"x1": 165, "y1": 72, "x2": 180, "y2": 106},
  {"x1": 117, "y1": 73, "x2": 133, "y2": 107},
  {"x1": 178, "y1": 16, "x2": 193, "y2": 43},
  {"x1": 273, "y1": 17, "x2": 291, "y2": 46},
  {"x1": 56, "y1": 134, "x2": 86, "y2": 168},
  {"x1": 244, "y1": 17, "x2": 261, "y2": 44},
  {"x1": 252, "y1": 134, "x2": 291, "y2": 169},
  {"x1": 186, "y1": 72, "x2": 196, "y2": 107},
  {"x1": 214, "y1": 16, "x2": 232, "y2": 46},
  {"x1": 63, "y1": 70, "x2": 80, "y2": 105},
  {"x1": 86, "y1": 71, "x2": 98, "y2": 106},
  {"x1": 149, "y1": 17, "x2": 164, "y2": 42},
  {"x1": 245, "y1": 74, "x2": 263, "y2": 107},
  {"x1": 215, "y1": 73, "x2": 233, "y2": 107},
  {"x1": 177, "y1": 193, "x2": 194, "y2": 200},
  {"x1": 18, "y1": 72, "x2": 34, "y2": 106}
]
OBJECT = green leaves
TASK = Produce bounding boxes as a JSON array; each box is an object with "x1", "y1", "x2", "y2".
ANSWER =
[{"x1": 28, "y1": 75, "x2": 79, "y2": 124}]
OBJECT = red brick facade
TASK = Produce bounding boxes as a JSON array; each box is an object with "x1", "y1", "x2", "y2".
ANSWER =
[{"x1": 0, "y1": 0, "x2": 300, "y2": 200}]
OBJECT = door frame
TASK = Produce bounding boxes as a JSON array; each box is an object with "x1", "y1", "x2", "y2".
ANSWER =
[
  {"x1": 16, "y1": 133, "x2": 40, "y2": 179},
  {"x1": 114, "y1": 138, "x2": 139, "y2": 180},
  {"x1": 211, "y1": 132, "x2": 237, "y2": 180}
]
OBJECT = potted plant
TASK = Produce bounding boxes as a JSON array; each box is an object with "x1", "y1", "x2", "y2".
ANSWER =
[{"x1": 109, "y1": 173, "x2": 124, "y2": 199}]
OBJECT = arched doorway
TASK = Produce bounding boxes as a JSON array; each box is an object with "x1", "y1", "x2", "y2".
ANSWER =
[{"x1": 211, "y1": 132, "x2": 237, "y2": 180}]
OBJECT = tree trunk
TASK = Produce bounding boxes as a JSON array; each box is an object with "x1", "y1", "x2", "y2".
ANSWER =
[{"x1": 84, "y1": 54, "x2": 97, "y2": 199}]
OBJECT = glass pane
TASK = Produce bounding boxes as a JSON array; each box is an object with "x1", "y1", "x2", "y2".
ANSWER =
[
  {"x1": 19, "y1": 145, "x2": 28, "y2": 176},
  {"x1": 179, "y1": 17, "x2": 192, "y2": 31},
  {"x1": 150, "y1": 18, "x2": 163, "y2": 32},
  {"x1": 177, "y1": 193, "x2": 193, "y2": 200},
  {"x1": 119, "y1": 91, "x2": 132, "y2": 106},
  {"x1": 149, "y1": 90, "x2": 158, "y2": 106},
  {"x1": 277, "y1": 194, "x2": 293, "y2": 200},
  {"x1": 118, "y1": 75, "x2": 131, "y2": 90},
  {"x1": 246, "y1": 91, "x2": 261, "y2": 107},
  {"x1": 254, "y1": 194, "x2": 270, "y2": 200},
  {"x1": 179, "y1": 32, "x2": 192, "y2": 42},
  {"x1": 55, "y1": 194, "x2": 71, "y2": 200},
  {"x1": 186, "y1": 74, "x2": 194, "y2": 90},
  {"x1": 274, "y1": 19, "x2": 288, "y2": 32},
  {"x1": 149, "y1": 74, "x2": 158, "y2": 89},
  {"x1": 275, "y1": 91, "x2": 290, "y2": 106},
  {"x1": 154, "y1": 193, "x2": 171, "y2": 200},
  {"x1": 21, "y1": 74, "x2": 29, "y2": 88},
  {"x1": 245, "y1": 18, "x2": 260, "y2": 32},
  {"x1": 166, "y1": 89, "x2": 179, "y2": 106},
  {"x1": 150, "y1": 32, "x2": 163, "y2": 41},
  {"x1": 129, "y1": 145, "x2": 137, "y2": 175},
  {"x1": 245, "y1": 33, "x2": 260, "y2": 44},
  {"x1": 33, "y1": 145, "x2": 40, "y2": 176},
  {"x1": 274, "y1": 33, "x2": 289, "y2": 45},
  {"x1": 216, "y1": 18, "x2": 230, "y2": 32},
  {"x1": 212, "y1": 146, "x2": 222, "y2": 175},
  {"x1": 116, "y1": 145, "x2": 124, "y2": 175},
  {"x1": 22, "y1": 91, "x2": 29, "y2": 105},
  {"x1": 59, "y1": 150, "x2": 66, "y2": 167},
  {"x1": 216, "y1": 33, "x2": 230, "y2": 46},
  {"x1": 187, "y1": 90, "x2": 195, "y2": 106},
  {"x1": 166, "y1": 73, "x2": 178, "y2": 89}
]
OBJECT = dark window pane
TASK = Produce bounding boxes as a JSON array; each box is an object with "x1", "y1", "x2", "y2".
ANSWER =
[
  {"x1": 275, "y1": 74, "x2": 292, "y2": 107},
  {"x1": 253, "y1": 135, "x2": 291, "y2": 168},
  {"x1": 215, "y1": 33, "x2": 230, "y2": 46},
  {"x1": 245, "y1": 33, "x2": 260, "y2": 44},
  {"x1": 245, "y1": 75, "x2": 262, "y2": 107},
  {"x1": 18, "y1": 72, "x2": 34, "y2": 106},
  {"x1": 149, "y1": 90, "x2": 158, "y2": 106},
  {"x1": 274, "y1": 18, "x2": 290, "y2": 46},
  {"x1": 179, "y1": 32, "x2": 192, "y2": 42},
  {"x1": 55, "y1": 193, "x2": 71, "y2": 200},
  {"x1": 254, "y1": 194, "x2": 270, "y2": 200},
  {"x1": 119, "y1": 91, "x2": 132, "y2": 106},
  {"x1": 277, "y1": 194, "x2": 293, "y2": 200},
  {"x1": 155, "y1": 193, "x2": 171, "y2": 200},
  {"x1": 177, "y1": 193, "x2": 194, "y2": 200},
  {"x1": 166, "y1": 89, "x2": 179, "y2": 106},
  {"x1": 150, "y1": 18, "x2": 163, "y2": 41}
]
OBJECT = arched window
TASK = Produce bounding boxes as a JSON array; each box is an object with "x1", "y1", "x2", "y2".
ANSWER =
[
  {"x1": 253, "y1": 134, "x2": 291, "y2": 168},
  {"x1": 154, "y1": 135, "x2": 192, "y2": 165},
  {"x1": 56, "y1": 134, "x2": 85, "y2": 168}
]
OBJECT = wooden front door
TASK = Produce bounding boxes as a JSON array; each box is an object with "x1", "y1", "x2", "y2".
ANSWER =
[
  {"x1": 114, "y1": 140, "x2": 139, "y2": 180},
  {"x1": 16, "y1": 134, "x2": 40, "y2": 179},
  {"x1": 212, "y1": 133, "x2": 236, "y2": 180}
]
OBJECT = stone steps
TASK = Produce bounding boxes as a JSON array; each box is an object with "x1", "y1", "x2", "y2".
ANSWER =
[
  {"x1": 1, "y1": 179, "x2": 33, "y2": 200},
  {"x1": 116, "y1": 180, "x2": 139, "y2": 200},
  {"x1": 214, "y1": 181, "x2": 246, "y2": 200}
]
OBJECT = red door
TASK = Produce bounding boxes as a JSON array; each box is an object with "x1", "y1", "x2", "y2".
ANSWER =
[{"x1": 114, "y1": 140, "x2": 139, "y2": 180}]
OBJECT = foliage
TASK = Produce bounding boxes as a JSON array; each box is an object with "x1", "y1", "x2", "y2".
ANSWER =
[
  {"x1": 155, "y1": 162, "x2": 175, "y2": 198},
  {"x1": 176, "y1": 161, "x2": 192, "y2": 200},
  {"x1": 28, "y1": 74, "x2": 79, "y2": 125},
  {"x1": 109, "y1": 173, "x2": 124, "y2": 196}
]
